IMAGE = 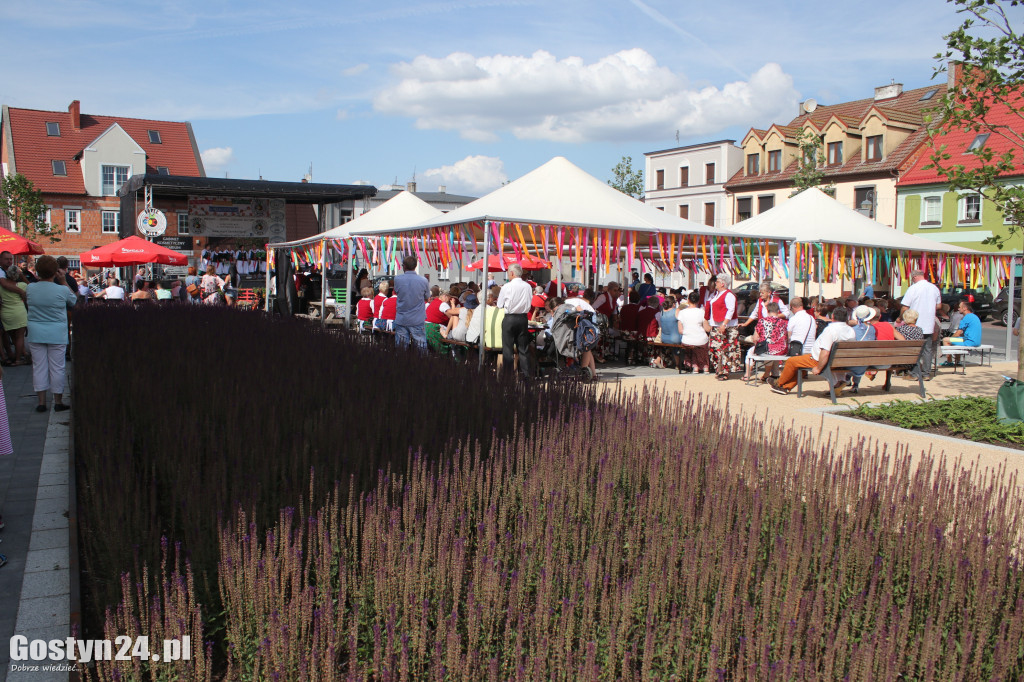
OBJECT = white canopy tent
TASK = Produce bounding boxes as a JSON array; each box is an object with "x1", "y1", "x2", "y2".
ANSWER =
[
  {"x1": 350, "y1": 156, "x2": 776, "y2": 241},
  {"x1": 347, "y1": 156, "x2": 780, "y2": 366},
  {"x1": 265, "y1": 190, "x2": 444, "y2": 314},
  {"x1": 722, "y1": 187, "x2": 981, "y2": 300},
  {"x1": 722, "y1": 187, "x2": 977, "y2": 253}
]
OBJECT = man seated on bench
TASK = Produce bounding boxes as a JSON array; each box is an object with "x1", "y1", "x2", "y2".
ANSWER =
[
  {"x1": 770, "y1": 306, "x2": 854, "y2": 395},
  {"x1": 940, "y1": 299, "x2": 981, "y2": 368}
]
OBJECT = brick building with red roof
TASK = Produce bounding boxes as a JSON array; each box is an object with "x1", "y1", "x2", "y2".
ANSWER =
[
  {"x1": 724, "y1": 79, "x2": 950, "y2": 229},
  {"x1": 896, "y1": 95, "x2": 1024, "y2": 257},
  {"x1": 1, "y1": 100, "x2": 205, "y2": 266}
]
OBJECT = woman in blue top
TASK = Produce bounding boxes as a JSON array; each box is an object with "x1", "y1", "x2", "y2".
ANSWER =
[
  {"x1": 659, "y1": 298, "x2": 681, "y2": 344},
  {"x1": 650, "y1": 298, "x2": 682, "y2": 369},
  {"x1": 26, "y1": 256, "x2": 78, "y2": 413}
]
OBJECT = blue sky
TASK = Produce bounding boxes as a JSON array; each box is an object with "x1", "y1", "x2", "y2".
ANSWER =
[{"x1": 0, "y1": 0, "x2": 996, "y2": 196}]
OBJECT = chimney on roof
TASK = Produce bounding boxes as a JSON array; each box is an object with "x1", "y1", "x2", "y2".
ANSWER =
[
  {"x1": 68, "y1": 100, "x2": 81, "y2": 130},
  {"x1": 874, "y1": 81, "x2": 903, "y2": 101},
  {"x1": 406, "y1": 181, "x2": 417, "y2": 193},
  {"x1": 438, "y1": 185, "x2": 446, "y2": 193},
  {"x1": 947, "y1": 62, "x2": 963, "y2": 89}
]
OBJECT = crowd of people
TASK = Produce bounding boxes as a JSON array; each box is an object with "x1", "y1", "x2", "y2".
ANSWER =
[
  {"x1": 86, "y1": 262, "x2": 244, "y2": 307},
  {"x1": 348, "y1": 258, "x2": 975, "y2": 388}
]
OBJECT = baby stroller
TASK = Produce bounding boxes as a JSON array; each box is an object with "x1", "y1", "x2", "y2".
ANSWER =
[{"x1": 547, "y1": 305, "x2": 599, "y2": 380}]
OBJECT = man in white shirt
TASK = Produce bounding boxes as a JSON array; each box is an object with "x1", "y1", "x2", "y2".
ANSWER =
[
  {"x1": 771, "y1": 306, "x2": 855, "y2": 394},
  {"x1": 900, "y1": 269, "x2": 941, "y2": 379},
  {"x1": 786, "y1": 297, "x2": 816, "y2": 354},
  {"x1": 496, "y1": 263, "x2": 533, "y2": 377},
  {"x1": 96, "y1": 279, "x2": 126, "y2": 300}
]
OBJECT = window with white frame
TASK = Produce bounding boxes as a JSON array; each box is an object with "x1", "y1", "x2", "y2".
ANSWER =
[
  {"x1": 178, "y1": 213, "x2": 189, "y2": 235},
  {"x1": 921, "y1": 196, "x2": 941, "y2": 225},
  {"x1": 38, "y1": 207, "x2": 51, "y2": 231},
  {"x1": 101, "y1": 165, "x2": 130, "y2": 196},
  {"x1": 65, "y1": 209, "x2": 81, "y2": 233},
  {"x1": 960, "y1": 194, "x2": 981, "y2": 222},
  {"x1": 101, "y1": 210, "x2": 120, "y2": 233}
]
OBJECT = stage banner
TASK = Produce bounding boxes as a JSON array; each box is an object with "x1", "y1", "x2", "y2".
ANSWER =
[{"x1": 187, "y1": 196, "x2": 286, "y2": 239}]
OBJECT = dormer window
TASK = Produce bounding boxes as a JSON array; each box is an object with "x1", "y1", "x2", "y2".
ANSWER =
[
  {"x1": 768, "y1": 150, "x2": 781, "y2": 172},
  {"x1": 827, "y1": 142, "x2": 843, "y2": 166},
  {"x1": 52, "y1": 160, "x2": 67, "y2": 176},
  {"x1": 966, "y1": 133, "x2": 990, "y2": 153},
  {"x1": 865, "y1": 135, "x2": 883, "y2": 161},
  {"x1": 148, "y1": 130, "x2": 162, "y2": 144},
  {"x1": 746, "y1": 154, "x2": 760, "y2": 175},
  {"x1": 46, "y1": 122, "x2": 60, "y2": 136}
]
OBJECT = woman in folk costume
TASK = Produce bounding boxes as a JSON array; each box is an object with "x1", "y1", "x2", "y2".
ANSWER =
[{"x1": 704, "y1": 272, "x2": 742, "y2": 380}]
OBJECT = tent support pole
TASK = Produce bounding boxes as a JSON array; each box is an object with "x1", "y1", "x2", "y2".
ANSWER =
[
  {"x1": 320, "y1": 240, "x2": 327, "y2": 328},
  {"x1": 1007, "y1": 257, "x2": 1016, "y2": 360},
  {"x1": 344, "y1": 240, "x2": 354, "y2": 328},
  {"x1": 265, "y1": 247, "x2": 272, "y2": 312},
  {"x1": 788, "y1": 241, "x2": 796, "y2": 303},
  {"x1": 817, "y1": 244, "x2": 824, "y2": 300},
  {"x1": 480, "y1": 221, "x2": 490, "y2": 369}
]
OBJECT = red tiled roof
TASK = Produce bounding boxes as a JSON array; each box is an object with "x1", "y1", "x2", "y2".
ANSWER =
[
  {"x1": 4, "y1": 104, "x2": 202, "y2": 195},
  {"x1": 898, "y1": 97, "x2": 1024, "y2": 186},
  {"x1": 726, "y1": 84, "x2": 945, "y2": 190}
]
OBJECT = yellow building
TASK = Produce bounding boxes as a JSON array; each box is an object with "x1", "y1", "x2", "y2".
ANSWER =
[{"x1": 724, "y1": 82, "x2": 946, "y2": 229}]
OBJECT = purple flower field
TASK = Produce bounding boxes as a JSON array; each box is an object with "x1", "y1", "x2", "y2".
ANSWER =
[{"x1": 73, "y1": 307, "x2": 1024, "y2": 680}]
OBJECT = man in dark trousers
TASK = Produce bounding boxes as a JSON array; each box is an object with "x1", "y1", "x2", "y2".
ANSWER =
[{"x1": 496, "y1": 263, "x2": 533, "y2": 378}]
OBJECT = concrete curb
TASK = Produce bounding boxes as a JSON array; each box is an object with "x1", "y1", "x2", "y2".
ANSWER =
[
  {"x1": 7, "y1": 410, "x2": 70, "y2": 682},
  {"x1": 804, "y1": 403, "x2": 1024, "y2": 456}
]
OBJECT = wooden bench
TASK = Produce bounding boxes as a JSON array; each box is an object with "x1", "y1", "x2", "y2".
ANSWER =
[
  {"x1": 648, "y1": 341, "x2": 688, "y2": 373},
  {"x1": 796, "y1": 340, "x2": 927, "y2": 404}
]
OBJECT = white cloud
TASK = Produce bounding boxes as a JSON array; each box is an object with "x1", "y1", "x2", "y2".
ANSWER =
[
  {"x1": 374, "y1": 49, "x2": 800, "y2": 143},
  {"x1": 423, "y1": 155, "x2": 507, "y2": 194},
  {"x1": 201, "y1": 146, "x2": 235, "y2": 168},
  {"x1": 336, "y1": 108, "x2": 350, "y2": 120},
  {"x1": 343, "y1": 63, "x2": 369, "y2": 77}
]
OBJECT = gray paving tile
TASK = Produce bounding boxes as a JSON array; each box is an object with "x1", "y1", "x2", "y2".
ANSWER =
[
  {"x1": 14, "y1": 594, "x2": 70, "y2": 630},
  {"x1": 27, "y1": 529, "x2": 67, "y2": 552},
  {"x1": 30, "y1": 513, "x2": 68, "y2": 532},
  {"x1": 32, "y1": 486, "x2": 64, "y2": 501},
  {"x1": 29, "y1": 498, "x2": 67, "y2": 517},
  {"x1": 19, "y1": 570, "x2": 69, "y2": 600},
  {"x1": 24, "y1": 548, "x2": 68, "y2": 574},
  {"x1": 35, "y1": 473, "x2": 67, "y2": 487}
]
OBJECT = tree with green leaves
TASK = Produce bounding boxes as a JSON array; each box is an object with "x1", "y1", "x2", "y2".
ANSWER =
[
  {"x1": 608, "y1": 155, "x2": 644, "y2": 199},
  {"x1": 0, "y1": 172, "x2": 61, "y2": 244},
  {"x1": 789, "y1": 129, "x2": 836, "y2": 197},
  {"x1": 927, "y1": 0, "x2": 1024, "y2": 378}
]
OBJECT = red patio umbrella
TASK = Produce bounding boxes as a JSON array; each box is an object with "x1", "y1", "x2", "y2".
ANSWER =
[
  {"x1": 0, "y1": 226, "x2": 45, "y2": 255},
  {"x1": 466, "y1": 253, "x2": 552, "y2": 271},
  {"x1": 80, "y1": 236, "x2": 188, "y2": 267}
]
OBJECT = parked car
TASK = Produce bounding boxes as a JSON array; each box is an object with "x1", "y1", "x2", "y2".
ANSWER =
[
  {"x1": 993, "y1": 278, "x2": 1022, "y2": 326},
  {"x1": 941, "y1": 284, "x2": 993, "y2": 321},
  {"x1": 732, "y1": 282, "x2": 788, "y2": 306}
]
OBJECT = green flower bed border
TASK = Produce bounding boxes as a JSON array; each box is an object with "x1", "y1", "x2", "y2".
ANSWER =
[{"x1": 849, "y1": 395, "x2": 1024, "y2": 448}]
